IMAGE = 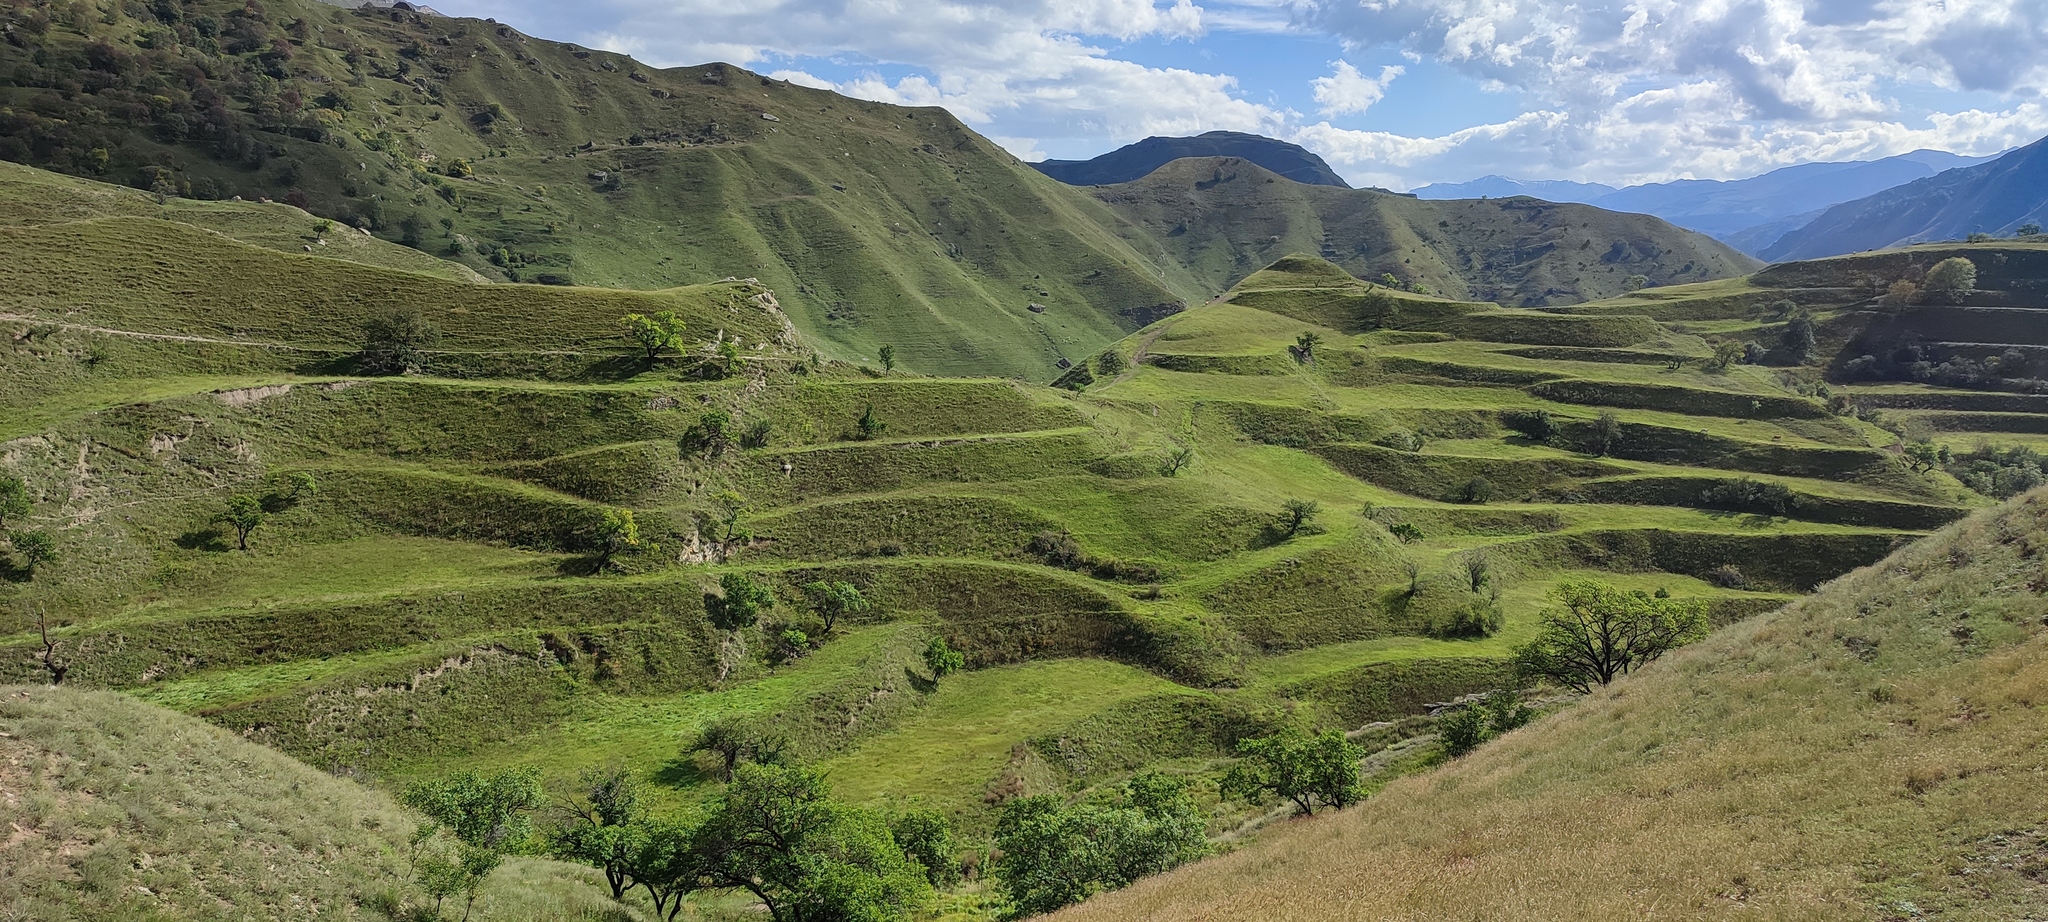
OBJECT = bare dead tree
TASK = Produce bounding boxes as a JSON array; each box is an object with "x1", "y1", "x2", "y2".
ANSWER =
[{"x1": 36, "y1": 608, "x2": 67, "y2": 685}]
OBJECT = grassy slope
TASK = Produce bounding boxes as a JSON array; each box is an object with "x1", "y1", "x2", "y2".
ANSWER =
[
  {"x1": 1054, "y1": 488, "x2": 2048, "y2": 922},
  {"x1": 1093, "y1": 157, "x2": 1762, "y2": 306},
  {"x1": 0, "y1": 182, "x2": 2006, "y2": 918},
  {"x1": 0, "y1": 684, "x2": 634, "y2": 922}
]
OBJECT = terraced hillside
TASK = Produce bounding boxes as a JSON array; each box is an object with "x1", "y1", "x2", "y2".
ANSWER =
[
  {"x1": 1054, "y1": 487, "x2": 2048, "y2": 922},
  {"x1": 1556, "y1": 238, "x2": 2048, "y2": 463},
  {"x1": 0, "y1": 0, "x2": 1747, "y2": 379},
  {"x1": 1, "y1": 140, "x2": 1973, "y2": 887}
]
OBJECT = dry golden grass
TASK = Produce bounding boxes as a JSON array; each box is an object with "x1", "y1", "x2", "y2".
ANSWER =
[{"x1": 1056, "y1": 490, "x2": 2048, "y2": 922}]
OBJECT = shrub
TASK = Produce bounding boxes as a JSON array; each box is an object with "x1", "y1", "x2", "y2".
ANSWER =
[
  {"x1": 1501, "y1": 409, "x2": 1558, "y2": 442},
  {"x1": 1592, "y1": 410, "x2": 1624, "y2": 456},
  {"x1": 1879, "y1": 279, "x2": 1918, "y2": 311},
  {"x1": 1388, "y1": 522, "x2": 1424, "y2": 543},
  {"x1": 1442, "y1": 689, "x2": 1537, "y2": 757},
  {"x1": 854, "y1": 404, "x2": 887, "y2": 441},
  {"x1": 1698, "y1": 478, "x2": 1797, "y2": 516},
  {"x1": 1027, "y1": 529, "x2": 1087, "y2": 568},
  {"x1": 1459, "y1": 477, "x2": 1495, "y2": 504},
  {"x1": 993, "y1": 773, "x2": 1208, "y2": 918},
  {"x1": 708, "y1": 573, "x2": 775, "y2": 630},
  {"x1": 1278, "y1": 499, "x2": 1322, "y2": 537},
  {"x1": 923, "y1": 636, "x2": 964, "y2": 679},
  {"x1": 1430, "y1": 595, "x2": 1503, "y2": 639},
  {"x1": 359, "y1": 307, "x2": 441, "y2": 375},
  {"x1": 1705, "y1": 564, "x2": 1748, "y2": 589},
  {"x1": 1374, "y1": 429, "x2": 1424, "y2": 452},
  {"x1": 739, "y1": 418, "x2": 774, "y2": 450}
]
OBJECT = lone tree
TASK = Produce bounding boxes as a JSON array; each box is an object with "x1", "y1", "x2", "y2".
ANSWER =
[
  {"x1": 11, "y1": 530, "x2": 56, "y2": 577},
  {"x1": 1278, "y1": 498, "x2": 1321, "y2": 538},
  {"x1": 879, "y1": 344, "x2": 896, "y2": 372},
  {"x1": 0, "y1": 475, "x2": 28, "y2": 530},
  {"x1": 1880, "y1": 279, "x2": 1919, "y2": 311},
  {"x1": 922, "y1": 636, "x2": 964, "y2": 681},
  {"x1": 594, "y1": 508, "x2": 640, "y2": 569},
  {"x1": 547, "y1": 768, "x2": 645, "y2": 902},
  {"x1": 679, "y1": 409, "x2": 734, "y2": 459},
  {"x1": 802, "y1": 580, "x2": 870, "y2": 635},
  {"x1": 992, "y1": 772, "x2": 1208, "y2": 917},
  {"x1": 360, "y1": 306, "x2": 442, "y2": 375},
  {"x1": 1709, "y1": 339, "x2": 1747, "y2": 370},
  {"x1": 1592, "y1": 409, "x2": 1624, "y2": 457},
  {"x1": 1292, "y1": 331, "x2": 1322, "y2": 364},
  {"x1": 1923, "y1": 257, "x2": 1978, "y2": 304},
  {"x1": 854, "y1": 403, "x2": 887, "y2": 441},
  {"x1": 622, "y1": 311, "x2": 684, "y2": 361},
  {"x1": 1781, "y1": 309, "x2": 1818, "y2": 362},
  {"x1": 1221, "y1": 726, "x2": 1365, "y2": 815},
  {"x1": 709, "y1": 572, "x2": 775, "y2": 631},
  {"x1": 1159, "y1": 444, "x2": 1196, "y2": 477},
  {"x1": 688, "y1": 716, "x2": 786, "y2": 782},
  {"x1": 1514, "y1": 580, "x2": 1709, "y2": 693},
  {"x1": 219, "y1": 495, "x2": 265, "y2": 551},
  {"x1": 691, "y1": 764, "x2": 934, "y2": 922},
  {"x1": 402, "y1": 769, "x2": 544, "y2": 922}
]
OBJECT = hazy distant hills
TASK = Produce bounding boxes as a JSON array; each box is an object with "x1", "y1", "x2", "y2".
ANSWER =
[
  {"x1": 1034, "y1": 131, "x2": 1351, "y2": 188},
  {"x1": 1763, "y1": 137, "x2": 2048, "y2": 261},
  {"x1": 1417, "y1": 150, "x2": 1996, "y2": 256}
]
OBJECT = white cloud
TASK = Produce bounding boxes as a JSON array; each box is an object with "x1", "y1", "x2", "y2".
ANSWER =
[{"x1": 1310, "y1": 61, "x2": 1403, "y2": 117}]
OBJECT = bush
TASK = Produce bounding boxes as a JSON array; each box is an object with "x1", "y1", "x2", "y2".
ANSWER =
[
  {"x1": 1924, "y1": 257, "x2": 1977, "y2": 303},
  {"x1": 993, "y1": 773, "x2": 1208, "y2": 918},
  {"x1": 1459, "y1": 476, "x2": 1495, "y2": 504},
  {"x1": 1441, "y1": 690, "x2": 1536, "y2": 757},
  {"x1": 1698, "y1": 478, "x2": 1797, "y2": 516},
  {"x1": 1388, "y1": 522, "x2": 1424, "y2": 543},
  {"x1": 1946, "y1": 444, "x2": 2046, "y2": 498},
  {"x1": 1705, "y1": 564, "x2": 1748, "y2": 589},
  {"x1": 1501, "y1": 409, "x2": 1558, "y2": 442},
  {"x1": 1430, "y1": 595, "x2": 1503, "y2": 639},
  {"x1": 359, "y1": 307, "x2": 441, "y2": 375},
  {"x1": 1373, "y1": 428, "x2": 1424, "y2": 452}
]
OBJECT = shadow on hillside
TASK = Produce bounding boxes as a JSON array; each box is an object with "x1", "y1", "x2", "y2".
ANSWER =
[
  {"x1": 0, "y1": 557, "x2": 27, "y2": 583},
  {"x1": 1702, "y1": 509, "x2": 1783, "y2": 529},
  {"x1": 653, "y1": 755, "x2": 717, "y2": 789},
  {"x1": 904, "y1": 667, "x2": 938, "y2": 695},
  {"x1": 554, "y1": 556, "x2": 605, "y2": 577},
  {"x1": 174, "y1": 527, "x2": 232, "y2": 552},
  {"x1": 573, "y1": 356, "x2": 654, "y2": 382}
]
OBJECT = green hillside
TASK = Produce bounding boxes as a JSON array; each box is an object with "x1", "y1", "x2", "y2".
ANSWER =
[
  {"x1": 0, "y1": 684, "x2": 636, "y2": 921},
  {"x1": 1092, "y1": 157, "x2": 1761, "y2": 306},
  {"x1": 6, "y1": 148, "x2": 2036, "y2": 919},
  {"x1": 1053, "y1": 486, "x2": 2048, "y2": 922},
  {"x1": 0, "y1": 0, "x2": 1750, "y2": 380}
]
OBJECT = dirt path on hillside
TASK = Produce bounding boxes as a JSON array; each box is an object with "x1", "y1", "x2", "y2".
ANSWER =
[
  {"x1": 1110, "y1": 317, "x2": 1181, "y2": 386},
  {"x1": 0, "y1": 313, "x2": 279, "y2": 347}
]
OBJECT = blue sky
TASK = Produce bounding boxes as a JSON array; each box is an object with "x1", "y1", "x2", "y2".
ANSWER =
[{"x1": 425, "y1": 0, "x2": 2048, "y2": 191}]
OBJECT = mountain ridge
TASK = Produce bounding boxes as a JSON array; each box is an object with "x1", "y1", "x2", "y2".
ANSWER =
[
  {"x1": 1033, "y1": 130, "x2": 1352, "y2": 188},
  {"x1": 1763, "y1": 137, "x2": 2048, "y2": 260}
]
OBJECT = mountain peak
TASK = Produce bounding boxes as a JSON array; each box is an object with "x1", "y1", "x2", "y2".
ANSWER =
[{"x1": 1033, "y1": 134, "x2": 1349, "y2": 188}]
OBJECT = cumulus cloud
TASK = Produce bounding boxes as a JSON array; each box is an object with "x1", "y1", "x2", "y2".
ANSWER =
[
  {"x1": 1311, "y1": 61, "x2": 1403, "y2": 117},
  {"x1": 1288, "y1": 0, "x2": 2048, "y2": 183}
]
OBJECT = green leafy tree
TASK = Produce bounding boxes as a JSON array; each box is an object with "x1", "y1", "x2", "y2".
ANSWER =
[
  {"x1": 622, "y1": 311, "x2": 684, "y2": 361},
  {"x1": 0, "y1": 475, "x2": 29, "y2": 530},
  {"x1": 679, "y1": 409, "x2": 734, "y2": 459},
  {"x1": 691, "y1": 764, "x2": 934, "y2": 922},
  {"x1": 891, "y1": 809, "x2": 959, "y2": 887},
  {"x1": 992, "y1": 772, "x2": 1208, "y2": 918},
  {"x1": 1709, "y1": 339, "x2": 1747, "y2": 370},
  {"x1": 402, "y1": 769, "x2": 544, "y2": 922},
  {"x1": 548, "y1": 768, "x2": 645, "y2": 901},
  {"x1": 1278, "y1": 498, "x2": 1321, "y2": 538},
  {"x1": 285, "y1": 470, "x2": 318, "y2": 501},
  {"x1": 709, "y1": 572, "x2": 775, "y2": 630},
  {"x1": 1514, "y1": 580, "x2": 1709, "y2": 693},
  {"x1": 1924, "y1": 257, "x2": 1978, "y2": 304},
  {"x1": 923, "y1": 636, "x2": 965, "y2": 680},
  {"x1": 709, "y1": 490, "x2": 752, "y2": 546},
  {"x1": 1440, "y1": 689, "x2": 1536, "y2": 757},
  {"x1": 1880, "y1": 279, "x2": 1919, "y2": 311},
  {"x1": 1903, "y1": 439, "x2": 1951, "y2": 474},
  {"x1": 360, "y1": 306, "x2": 441, "y2": 375},
  {"x1": 2020, "y1": 223, "x2": 2042, "y2": 237},
  {"x1": 1220, "y1": 726, "x2": 1365, "y2": 815},
  {"x1": 11, "y1": 530, "x2": 57, "y2": 577},
  {"x1": 625, "y1": 815, "x2": 703, "y2": 921},
  {"x1": 803, "y1": 580, "x2": 870, "y2": 635},
  {"x1": 1292, "y1": 331, "x2": 1321, "y2": 364},
  {"x1": 716, "y1": 338, "x2": 745, "y2": 376},
  {"x1": 218, "y1": 494, "x2": 265, "y2": 551},
  {"x1": 879, "y1": 344, "x2": 896, "y2": 371},
  {"x1": 1781, "y1": 309, "x2": 1817, "y2": 362},
  {"x1": 1592, "y1": 409, "x2": 1624, "y2": 457},
  {"x1": 1158, "y1": 444, "x2": 1195, "y2": 477},
  {"x1": 688, "y1": 716, "x2": 786, "y2": 782},
  {"x1": 594, "y1": 508, "x2": 639, "y2": 568},
  {"x1": 854, "y1": 403, "x2": 888, "y2": 441}
]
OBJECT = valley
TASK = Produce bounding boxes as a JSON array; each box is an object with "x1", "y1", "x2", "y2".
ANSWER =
[{"x1": 5, "y1": 1, "x2": 2048, "y2": 920}]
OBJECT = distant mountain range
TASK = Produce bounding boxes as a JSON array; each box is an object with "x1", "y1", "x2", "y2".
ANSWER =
[
  {"x1": 1033, "y1": 131, "x2": 1351, "y2": 188},
  {"x1": 1415, "y1": 150, "x2": 1997, "y2": 256},
  {"x1": 1762, "y1": 137, "x2": 2048, "y2": 261}
]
